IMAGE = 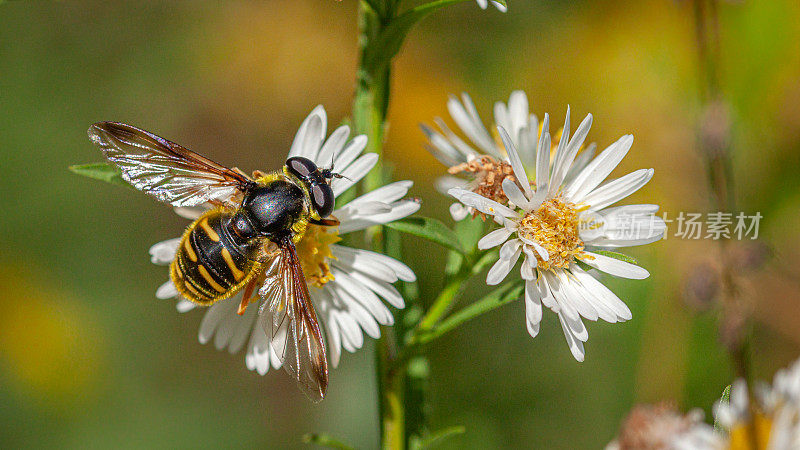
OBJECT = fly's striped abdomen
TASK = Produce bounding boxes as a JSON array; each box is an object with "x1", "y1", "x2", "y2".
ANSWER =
[{"x1": 171, "y1": 210, "x2": 259, "y2": 306}]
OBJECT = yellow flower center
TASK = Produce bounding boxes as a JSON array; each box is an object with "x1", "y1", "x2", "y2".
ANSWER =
[
  {"x1": 295, "y1": 224, "x2": 340, "y2": 288},
  {"x1": 517, "y1": 197, "x2": 586, "y2": 270},
  {"x1": 728, "y1": 412, "x2": 773, "y2": 450}
]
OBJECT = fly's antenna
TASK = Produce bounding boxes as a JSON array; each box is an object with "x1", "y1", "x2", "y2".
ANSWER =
[{"x1": 321, "y1": 164, "x2": 351, "y2": 182}]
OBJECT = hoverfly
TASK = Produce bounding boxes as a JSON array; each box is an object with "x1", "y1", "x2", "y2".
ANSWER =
[{"x1": 88, "y1": 121, "x2": 344, "y2": 401}]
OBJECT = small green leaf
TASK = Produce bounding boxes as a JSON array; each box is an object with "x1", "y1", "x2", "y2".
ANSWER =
[
  {"x1": 69, "y1": 162, "x2": 131, "y2": 189},
  {"x1": 414, "y1": 282, "x2": 523, "y2": 345},
  {"x1": 714, "y1": 385, "x2": 731, "y2": 432},
  {"x1": 419, "y1": 426, "x2": 466, "y2": 449},
  {"x1": 385, "y1": 216, "x2": 465, "y2": 254},
  {"x1": 470, "y1": 250, "x2": 498, "y2": 275},
  {"x1": 302, "y1": 433, "x2": 355, "y2": 450},
  {"x1": 594, "y1": 250, "x2": 639, "y2": 266}
]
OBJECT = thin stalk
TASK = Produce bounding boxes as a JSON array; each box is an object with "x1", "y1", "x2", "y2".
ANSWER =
[{"x1": 692, "y1": 0, "x2": 757, "y2": 446}]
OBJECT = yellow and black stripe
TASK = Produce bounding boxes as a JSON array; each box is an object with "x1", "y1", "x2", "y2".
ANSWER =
[{"x1": 170, "y1": 209, "x2": 259, "y2": 306}]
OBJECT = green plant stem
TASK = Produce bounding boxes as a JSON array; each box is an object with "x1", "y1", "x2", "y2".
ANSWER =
[
  {"x1": 412, "y1": 282, "x2": 524, "y2": 346},
  {"x1": 416, "y1": 271, "x2": 470, "y2": 332},
  {"x1": 353, "y1": 3, "x2": 403, "y2": 449}
]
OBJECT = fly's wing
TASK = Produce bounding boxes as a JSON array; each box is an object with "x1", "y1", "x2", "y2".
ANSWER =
[
  {"x1": 88, "y1": 121, "x2": 252, "y2": 207},
  {"x1": 258, "y1": 237, "x2": 328, "y2": 402}
]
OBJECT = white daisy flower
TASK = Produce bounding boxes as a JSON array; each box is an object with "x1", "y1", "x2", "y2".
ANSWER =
[
  {"x1": 674, "y1": 357, "x2": 800, "y2": 450},
  {"x1": 448, "y1": 108, "x2": 665, "y2": 361},
  {"x1": 422, "y1": 91, "x2": 596, "y2": 220},
  {"x1": 476, "y1": 0, "x2": 507, "y2": 12},
  {"x1": 149, "y1": 106, "x2": 419, "y2": 375}
]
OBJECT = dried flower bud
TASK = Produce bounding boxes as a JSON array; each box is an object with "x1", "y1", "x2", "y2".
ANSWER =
[
  {"x1": 731, "y1": 241, "x2": 772, "y2": 272},
  {"x1": 683, "y1": 263, "x2": 720, "y2": 312},
  {"x1": 608, "y1": 403, "x2": 705, "y2": 450}
]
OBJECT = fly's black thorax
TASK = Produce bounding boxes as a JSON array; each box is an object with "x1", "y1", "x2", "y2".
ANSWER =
[{"x1": 235, "y1": 179, "x2": 307, "y2": 241}]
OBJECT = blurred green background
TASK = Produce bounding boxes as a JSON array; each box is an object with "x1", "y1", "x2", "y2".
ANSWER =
[{"x1": 1, "y1": 0, "x2": 800, "y2": 448}]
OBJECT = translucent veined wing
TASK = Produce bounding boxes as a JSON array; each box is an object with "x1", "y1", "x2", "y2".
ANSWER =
[
  {"x1": 88, "y1": 121, "x2": 252, "y2": 207},
  {"x1": 259, "y1": 237, "x2": 328, "y2": 402}
]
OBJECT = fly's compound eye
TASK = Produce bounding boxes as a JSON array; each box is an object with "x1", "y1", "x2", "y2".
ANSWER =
[
  {"x1": 311, "y1": 183, "x2": 335, "y2": 218},
  {"x1": 286, "y1": 156, "x2": 318, "y2": 180}
]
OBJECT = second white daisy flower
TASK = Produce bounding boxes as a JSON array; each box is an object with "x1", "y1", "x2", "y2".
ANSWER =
[{"x1": 449, "y1": 108, "x2": 665, "y2": 361}]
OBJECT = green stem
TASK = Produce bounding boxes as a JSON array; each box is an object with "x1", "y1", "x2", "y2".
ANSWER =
[
  {"x1": 412, "y1": 282, "x2": 524, "y2": 346},
  {"x1": 353, "y1": 3, "x2": 403, "y2": 449},
  {"x1": 415, "y1": 248, "x2": 496, "y2": 334},
  {"x1": 416, "y1": 271, "x2": 470, "y2": 332}
]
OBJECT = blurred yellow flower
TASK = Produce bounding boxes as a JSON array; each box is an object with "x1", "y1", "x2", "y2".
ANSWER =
[{"x1": 0, "y1": 268, "x2": 105, "y2": 409}]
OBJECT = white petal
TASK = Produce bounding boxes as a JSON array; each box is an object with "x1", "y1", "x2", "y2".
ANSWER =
[
  {"x1": 520, "y1": 255, "x2": 535, "y2": 281},
  {"x1": 331, "y1": 153, "x2": 379, "y2": 196},
  {"x1": 333, "y1": 135, "x2": 368, "y2": 171},
  {"x1": 337, "y1": 200, "x2": 420, "y2": 234},
  {"x1": 582, "y1": 207, "x2": 666, "y2": 247},
  {"x1": 156, "y1": 280, "x2": 179, "y2": 299},
  {"x1": 562, "y1": 143, "x2": 597, "y2": 185},
  {"x1": 288, "y1": 105, "x2": 326, "y2": 159},
  {"x1": 486, "y1": 245, "x2": 521, "y2": 285},
  {"x1": 342, "y1": 180, "x2": 413, "y2": 207},
  {"x1": 490, "y1": 1, "x2": 507, "y2": 12},
  {"x1": 580, "y1": 252, "x2": 650, "y2": 279},
  {"x1": 557, "y1": 312, "x2": 585, "y2": 362},
  {"x1": 336, "y1": 201, "x2": 392, "y2": 218},
  {"x1": 570, "y1": 265, "x2": 632, "y2": 320},
  {"x1": 543, "y1": 271, "x2": 579, "y2": 321},
  {"x1": 331, "y1": 245, "x2": 416, "y2": 282},
  {"x1": 329, "y1": 280, "x2": 381, "y2": 340},
  {"x1": 349, "y1": 270, "x2": 406, "y2": 309},
  {"x1": 493, "y1": 101, "x2": 511, "y2": 139},
  {"x1": 449, "y1": 203, "x2": 470, "y2": 221},
  {"x1": 448, "y1": 188, "x2": 518, "y2": 219},
  {"x1": 333, "y1": 270, "x2": 394, "y2": 326},
  {"x1": 537, "y1": 273, "x2": 558, "y2": 311},
  {"x1": 498, "y1": 238, "x2": 520, "y2": 259},
  {"x1": 555, "y1": 271, "x2": 598, "y2": 321},
  {"x1": 433, "y1": 117, "x2": 480, "y2": 160},
  {"x1": 565, "y1": 273, "x2": 617, "y2": 323},
  {"x1": 581, "y1": 168, "x2": 654, "y2": 211},
  {"x1": 448, "y1": 93, "x2": 496, "y2": 155},
  {"x1": 519, "y1": 236, "x2": 549, "y2": 261},
  {"x1": 421, "y1": 123, "x2": 464, "y2": 167},
  {"x1": 316, "y1": 125, "x2": 351, "y2": 167},
  {"x1": 173, "y1": 206, "x2": 206, "y2": 220},
  {"x1": 548, "y1": 106, "x2": 571, "y2": 195},
  {"x1": 564, "y1": 134, "x2": 634, "y2": 202},
  {"x1": 498, "y1": 126, "x2": 533, "y2": 199},
  {"x1": 502, "y1": 178, "x2": 536, "y2": 212},
  {"x1": 524, "y1": 280, "x2": 543, "y2": 338},
  {"x1": 550, "y1": 112, "x2": 593, "y2": 194},
  {"x1": 535, "y1": 113, "x2": 551, "y2": 192},
  {"x1": 149, "y1": 238, "x2": 180, "y2": 265},
  {"x1": 176, "y1": 299, "x2": 196, "y2": 313},
  {"x1": 507, "y1": 91, "x2": 530, "y2": 138},
  {"x1": 478, "y1": 227, "x2": 514, "y2": 250},
  {"x1": 198, "y1": 297, "x2": 236, "y2": 345}
]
